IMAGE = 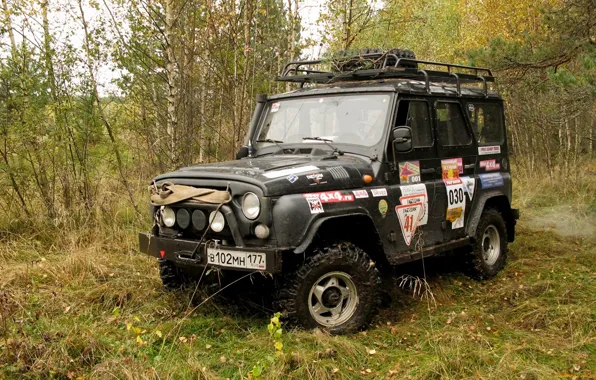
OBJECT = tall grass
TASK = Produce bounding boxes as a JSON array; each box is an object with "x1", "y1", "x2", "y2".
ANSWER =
[{"x1": 1, "y1": 168, "x2": 595, "y2": 379}]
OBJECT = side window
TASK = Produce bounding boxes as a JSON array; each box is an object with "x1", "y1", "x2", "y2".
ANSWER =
[
  {"x1": 396, "y1": 100, "x2": 433, "y2": 147},
  {"x1": 436, "y1": 102, "x2": 472, "y2": 146},
  {"x1": 467, "y1": 103, "x2": 504, "y2": 145}
]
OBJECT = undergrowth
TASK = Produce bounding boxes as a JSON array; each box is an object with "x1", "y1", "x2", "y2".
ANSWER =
[{"x1": 1, "y1": 177, "x2": 594, "y2": 379}]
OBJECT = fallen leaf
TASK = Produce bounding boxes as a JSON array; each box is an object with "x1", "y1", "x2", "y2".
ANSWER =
[
  {"x1": 179, "y1": 336, "x2": 187, "y2": 343},
  {"x1": 155, "y1": 330, "x2": 162, "y2": 338},
  {"x1": 368, "y1": 349, "x2": 376, "y2": 355},
  {"x1": 220, "y1": 356, "x2": 227, "y2": 363},
  {"x1": 332, "y1": 368, "x2": 339, "y2": 373},
  {"x1": 206, "y1": 344, "x2": 212, "y2": 349}
]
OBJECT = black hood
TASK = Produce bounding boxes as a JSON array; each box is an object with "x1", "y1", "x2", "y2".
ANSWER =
[{"x1": 154, "y1": 154, "x2": 375, "y2": 196}]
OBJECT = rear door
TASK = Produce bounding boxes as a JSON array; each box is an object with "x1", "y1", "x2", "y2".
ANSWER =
[{"x1": 433, "y1": 100, "x2": 478, "y2": 242}]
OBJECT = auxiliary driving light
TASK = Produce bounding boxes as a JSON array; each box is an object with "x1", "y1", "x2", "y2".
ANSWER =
[
  {"x1": 162, "y1": 207, "x2": 176, "y2": 227},
  {"x1": 208, "y1": 211, "x2": 225, "y2": 232}
]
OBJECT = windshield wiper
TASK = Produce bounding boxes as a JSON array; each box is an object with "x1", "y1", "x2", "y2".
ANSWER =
[
  {"x1": 256, "y1": 139, "x2": 285, "y2": 151},
  {"x1": 302, "y1": 136, "x2": 344, "y2": 156}
]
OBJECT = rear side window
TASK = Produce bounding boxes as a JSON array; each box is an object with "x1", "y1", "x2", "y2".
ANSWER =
[
  {"x1": 466, "y1": 103, "x2": 505, "y2": 145},
  {"x1": 396, "y1": 100, "x2": 433, "y2": 147},
  {"x1": 436, "y1": 102, "x2": 472, "y2": 146}
]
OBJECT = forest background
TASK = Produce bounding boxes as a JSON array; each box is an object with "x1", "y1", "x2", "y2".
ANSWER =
[{"x1": 0, "y1": 0, "x2": 594, "y2": 378}]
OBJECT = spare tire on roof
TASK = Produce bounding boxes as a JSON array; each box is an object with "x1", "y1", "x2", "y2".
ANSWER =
[{"x1": 329, "y1": 48, "x2": 417, "y2": 72}]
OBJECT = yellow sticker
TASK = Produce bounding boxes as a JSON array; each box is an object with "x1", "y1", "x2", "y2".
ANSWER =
[{"x1": 378, "y1": 199, "x2": 388, "y2": 216}]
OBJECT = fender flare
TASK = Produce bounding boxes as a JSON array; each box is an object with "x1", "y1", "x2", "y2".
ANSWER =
[
  {"x1": 466, "y1": 190, "x2": 516, "y2": 242},
  {"x1": 293, "y1": 212, "x2": 377, "y2": 254}
]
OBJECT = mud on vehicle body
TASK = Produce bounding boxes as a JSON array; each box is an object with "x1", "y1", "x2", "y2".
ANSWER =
[{"x1": 139, "y1": 49, "x2": 519, "y2": 334}]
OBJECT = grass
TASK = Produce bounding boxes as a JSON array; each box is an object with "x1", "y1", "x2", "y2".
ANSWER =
[{"x1": 1, "y1": 180, "x2": 595, "y2": 379}]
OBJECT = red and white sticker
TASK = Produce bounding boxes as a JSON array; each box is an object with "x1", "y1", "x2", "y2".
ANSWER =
[
  {"x1": 352, "y1": 190, "x2": 369, "y2": 199},
  {"x1": 303, "y1": 191, "x2": 354, "y2": 203},
  {"x1": 371, "y1": 188, "x2": 388, "y2": 197},
  {"x1": 478, "y1": 146, "x2": 501, "y2": 155},
  {"x1": 304, "y1": 196, "x2": 324, "y2": 214},
  {"x1": 400, "y1": 183, "x2": 428, "y2": 226},
  {"x1": 271, "y1": 102, "x2": 280, "y2": 113},
  {"x1": 479, "y1": 159, "x2": 500, "y2": 171},
  {"x1": 395, "y1": 202, "x2": 423, "y2": 246},
  {"x1": 441, "y1": 158, "x2": 463, "y2": 174}
]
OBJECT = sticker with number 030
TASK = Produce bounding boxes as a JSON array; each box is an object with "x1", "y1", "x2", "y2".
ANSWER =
[{"x1": 445, "y1": 181, "x2": 466, "y2": 229}]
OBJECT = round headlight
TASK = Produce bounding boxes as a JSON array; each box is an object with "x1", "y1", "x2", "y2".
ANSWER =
[
  {"x1": 242, "y1": 192, "x2": 260, "y2": 220},
  {"x1": 162, "y1": 207, "x2": 176, "y2": 227},
  {"x1": 208, "y1": 211, "x2": 225, "y2": 232}
]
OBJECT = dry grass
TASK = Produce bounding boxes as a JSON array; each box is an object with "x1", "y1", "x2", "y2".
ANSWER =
[{"x1": 1, "y1": 177, "x2": 595, "y2": 379}]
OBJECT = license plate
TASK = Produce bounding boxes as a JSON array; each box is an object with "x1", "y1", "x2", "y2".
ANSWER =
[{"x1": 206, "y1": 248, "x2": 266, "y2": 270}]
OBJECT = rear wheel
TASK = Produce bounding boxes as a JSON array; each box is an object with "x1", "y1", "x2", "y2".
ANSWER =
[
  {"x1": 276, "y1": 243, "x2": 381, "y2": 334},
  {"x1": 466, "y1": 208, "x2": 508, "y2": 279}
]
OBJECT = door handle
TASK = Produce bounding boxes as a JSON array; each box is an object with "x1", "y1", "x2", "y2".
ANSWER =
[
  {"x1": 465, "y1": 163, "x2": 476, "y2": 169},
  {"x1": 421, "y1": 168, "x2": 435, "y2": 174}
]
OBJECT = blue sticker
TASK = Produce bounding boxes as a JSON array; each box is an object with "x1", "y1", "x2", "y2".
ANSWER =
[
  {"x1": 287, "y1": 174, "x2": 298, "y2": 183},
  {"x1": 479, "y1": 173, "x2": 504, "y2": 189}
]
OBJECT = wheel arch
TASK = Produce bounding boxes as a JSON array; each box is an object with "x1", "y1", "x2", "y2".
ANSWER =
[
  {"x1": 293, "y1": 213, "x2": 390, "y2": 271},
  {"x1": 467, "y1": 192, "x2": 517, "y2": 242}
]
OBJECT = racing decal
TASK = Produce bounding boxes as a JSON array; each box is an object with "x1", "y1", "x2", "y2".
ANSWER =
[
  {"x1": 371, "y1": 188, "x2": 388, "y2": 197},
  {"x1": 352, "y1": 190, "x2": 369, "y2": 199},
  {"x1": 306, "y1": 172, "x2": 327, "y2": 186},
  {"x1": 441, "y1": 161, "x2": 460, "y2": 181},
  {"x1": 398, "y1": 161, "x2": 421, "y2": 184},
  {"x1": 395, "y1": 202, "x2": 423, "y2": 246},
  {"x1": 479, "y1": 173, "x2": 504, "y2": 189},
  {"x1": 304, "y1": 196, "x2": 324, "y2": 214},
  {"x1": 478, "y1": 146, "x2": 501, "y2": 155},
  {"x1": 460, "y1": 176, "x2": 476, "y2": 200},
  {"x1": 271, "y1": 102, "x2": 280, "y2": 113},
  {"x1": 441, "y1": 158, "x2": 463, "y2": 175},
  {"x1": 445, "y1": 179, "x2": 466, "y2": 229},
  {"x1": 263, "y1": 165, "x2": 319, "y2": 179},
  {"x1": 287, "y1": 174, "x2": 298, "y2": 183},
  {"x1": 399, "y1": 183, "x2": 428, "y2": 226},
  {"x1": 479, "y1": 159, "x2": 500, "y2": 171},
  {"x1": 378, "y1": 199, "x2": 388, "y2": 217},
  {"x1": 303, "y1": 191, "x2": 354, "y2": 203}
]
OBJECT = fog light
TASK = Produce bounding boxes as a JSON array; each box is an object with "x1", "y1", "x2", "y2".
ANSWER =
[
  {"x1": 162, "y1": 207, "x2": 176, "y2": 227},
  {"x1": 177, "y1": 208, "x2": 190, "y2": 229},
  {"x1": 209, "y1": 211, "x2": 225, "y2": 232},
  {"x1": 254, "y1": 223, "x2": 270, "y2": 239}
]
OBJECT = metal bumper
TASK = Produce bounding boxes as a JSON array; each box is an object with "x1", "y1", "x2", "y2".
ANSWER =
[{"x1": 138, "y1": 232, "x2": 283, "y2": 273}]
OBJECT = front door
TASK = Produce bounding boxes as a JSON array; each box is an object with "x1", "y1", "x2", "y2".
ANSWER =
[{"x1": 384, "y1": 98, "x2": 443, "y2": 255}]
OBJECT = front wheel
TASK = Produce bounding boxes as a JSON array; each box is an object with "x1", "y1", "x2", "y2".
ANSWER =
[
  {"x1": 465, "y1": 208, "x2": 508, "y2": 279},
  {"x1": 275, "y1": 243, "x2": 381, "y2": 334}
]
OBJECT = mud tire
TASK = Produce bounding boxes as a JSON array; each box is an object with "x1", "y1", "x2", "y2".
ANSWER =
[
  {"x1": 275, "y1": 243, "x2": 381, "y2": 334},
  {"x1": 158, "y1": 259, "x2": 186, "y2": 290},
  {"x1": 466, "y1": 208, "x2": 508, "y2": 280}
]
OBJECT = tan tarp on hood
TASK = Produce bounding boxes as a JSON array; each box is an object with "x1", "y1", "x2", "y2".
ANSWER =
[{"x1": 150, "y1": 182, "x2": 231, "y2": 206}]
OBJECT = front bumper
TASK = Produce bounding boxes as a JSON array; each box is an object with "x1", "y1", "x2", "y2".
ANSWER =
[{"x1": 138, "y1": 233, "x2": 283, "y2": 273}]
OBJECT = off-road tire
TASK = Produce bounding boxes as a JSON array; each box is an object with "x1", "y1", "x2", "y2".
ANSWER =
[
  {"x1": 465, "y1": 208, "x2": 508, "y2": 280},
  {"x1": 275, "y1": 243, "x2": 381, "y2": 334},
  {"x1": 158, "y1": 259, "x2": 185, "y2": 290}
]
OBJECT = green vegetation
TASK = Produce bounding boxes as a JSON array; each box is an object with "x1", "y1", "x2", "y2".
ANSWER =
[{"x1": 2, "y1": 178, "x2": 594, "y2": 379}]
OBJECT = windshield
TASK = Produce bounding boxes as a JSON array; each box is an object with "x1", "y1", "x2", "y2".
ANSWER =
[{"x1": 255, "y1": 94, "x2": 391, "y2": 147}]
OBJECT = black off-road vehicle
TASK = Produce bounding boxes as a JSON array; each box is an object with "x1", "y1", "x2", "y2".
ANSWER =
[{"x1": 139, "y1": 49, "x2": 519, "y2": 333}]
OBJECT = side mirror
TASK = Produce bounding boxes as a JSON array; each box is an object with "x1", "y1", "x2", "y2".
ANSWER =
[
  {"x1": 392, "y1": 126, "x2": 413, "y2": 153},
  {"x1": 236, "y1": 146, "x2": 250, "y2": 159}
]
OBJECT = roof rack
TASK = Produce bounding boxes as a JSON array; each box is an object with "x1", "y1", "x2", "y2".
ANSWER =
[{"x1": 277, "y1": 53, "x2": 495, "y2": 97}]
